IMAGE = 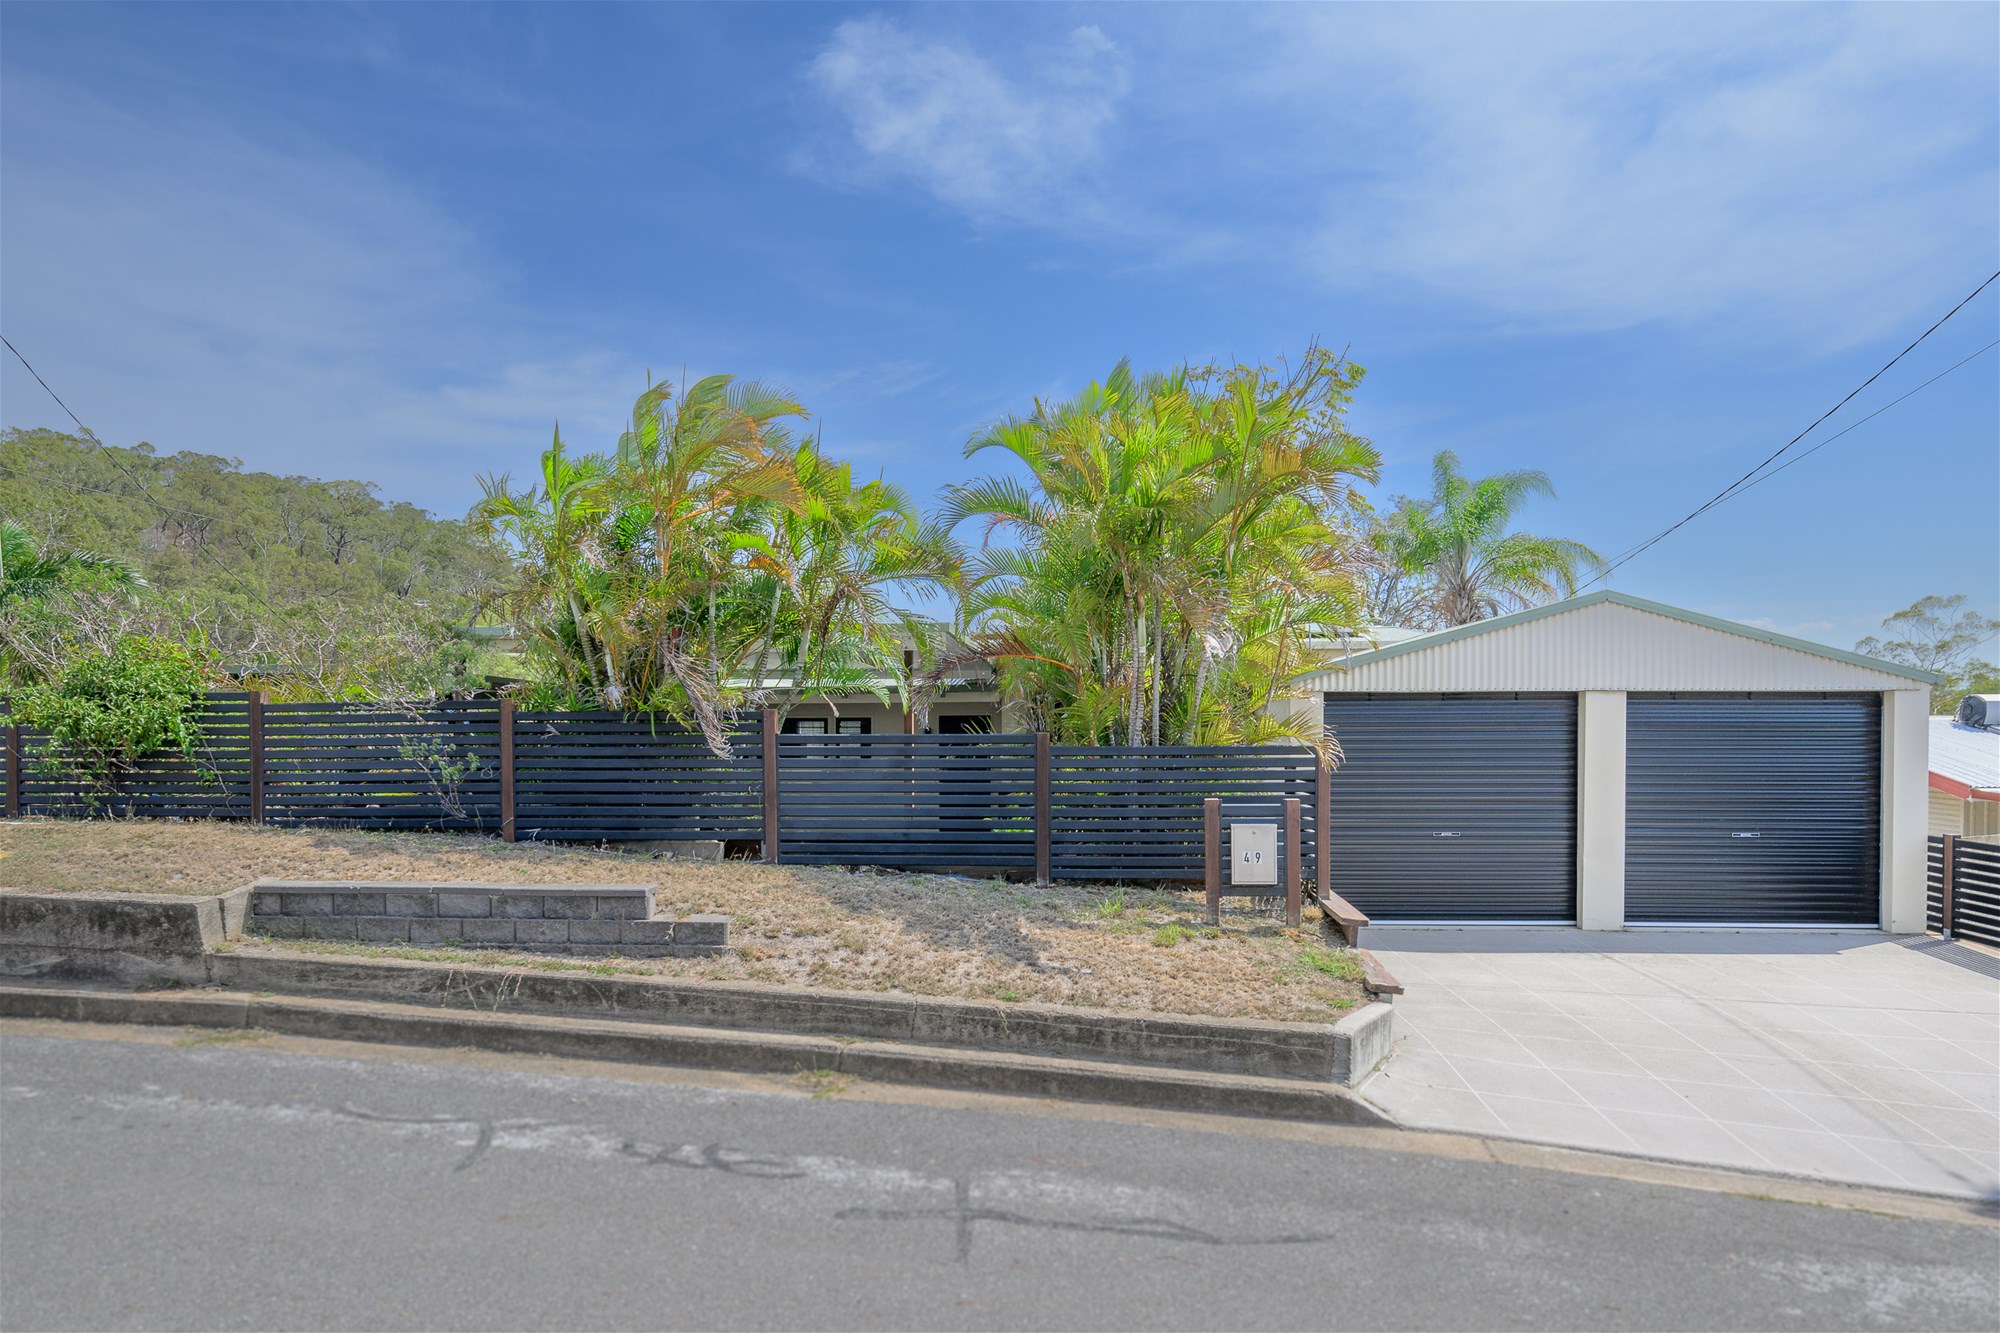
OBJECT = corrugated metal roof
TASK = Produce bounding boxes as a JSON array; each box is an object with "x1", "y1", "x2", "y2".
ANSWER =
[
  {"x1": 1299, "y1": 591, "x2": 1938, "y2": 695},
  {"x1": 1930, "y1": 716, "x2": 2000, "y2": 795}
]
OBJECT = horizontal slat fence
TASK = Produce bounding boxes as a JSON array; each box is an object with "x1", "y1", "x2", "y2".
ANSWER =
[
  {"x1": 2, "y1": 693, "x2": 254, "y2": 819},
  {"x1": 513, "y1": 713, "x2": 762, "y2": 842},
  {"x1": 775, "y1": 733, "x2": 1037, "y2": 870},
  {"x1": 262, "y1": 701, "x2": 504, "y2": 831},
  {"x1": 3, "y1": 694, "x2": 1331, "y2": 886},
  {"x1": 1050, "y1": 745, "x2": 1321, "y2": 882},
  {"x1": 1930, "y1": 834, "x2": 2000, "y2": 948}
]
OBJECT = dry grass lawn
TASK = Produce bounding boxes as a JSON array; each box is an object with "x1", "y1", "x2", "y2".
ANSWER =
[{"x1": 0, "y1": 817, "x2": 1368, "y2": 1022}]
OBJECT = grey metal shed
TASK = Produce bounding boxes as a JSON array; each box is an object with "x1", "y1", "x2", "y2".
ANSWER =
[{"x1": 1295, "y1": 592, "x2": 1937, "y2": 931}]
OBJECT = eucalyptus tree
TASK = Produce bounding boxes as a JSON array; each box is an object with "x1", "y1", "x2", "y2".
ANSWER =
[{"x1": 1381, "y1": 452, "x2": 1603, "y2": 627}]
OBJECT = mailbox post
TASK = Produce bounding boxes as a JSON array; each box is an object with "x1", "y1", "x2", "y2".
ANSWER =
[{"x1": 1203, "y1": 800, "x2": 1303, "y2": 927}]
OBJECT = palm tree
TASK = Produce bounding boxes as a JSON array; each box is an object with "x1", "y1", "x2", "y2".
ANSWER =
[
  {"x1": 943, "y1": 349, "x2": 1380, "y2": 750},
  {"x1": 0, "y1": 520, "x2": 147, "y2": 608},
  {"x1": 1384, "y1": 452, "x2": 1603, "y2": 627},
  {"x1": 477, "y1": 374, "x2": 963, "y2": 754},
  {"x1": 756, "y1": 446, "x2": 962, "y2": 718},
  {"x1": 473, "y1": 430, "x2": 617, "y2": 702}
]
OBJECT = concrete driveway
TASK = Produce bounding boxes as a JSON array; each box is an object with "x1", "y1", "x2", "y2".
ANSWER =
[{"x1": 1359, "y1": 928, "x2": 2000, "y2": 1202}]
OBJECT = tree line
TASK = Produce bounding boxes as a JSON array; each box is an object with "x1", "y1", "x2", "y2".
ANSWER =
[{"x1": 34, "y1": 350, "x2": 1988, "y2": 751}]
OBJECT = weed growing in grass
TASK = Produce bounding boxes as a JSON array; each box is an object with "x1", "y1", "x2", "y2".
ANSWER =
[
  {"x1": 795, "y1": 1068, "x2": 851, "y2": 1100},
  {"x1": 996, "y1": 988, "x2": 1023, "y2": 1002},
  {"x1": 1097, "y1": 890, "x2": 1127, "y2": 920},
  {"x1": 1151, "y1": 923, "x2": 1194, "y2": 948},
  {"x1": 1298, "y1": 946, "x2": 1365, "y2": 981}
]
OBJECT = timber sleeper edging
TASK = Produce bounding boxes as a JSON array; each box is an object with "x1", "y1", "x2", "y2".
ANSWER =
[{"x1": 0, "y1": 983, "x2": 1389, "y2": 1124}]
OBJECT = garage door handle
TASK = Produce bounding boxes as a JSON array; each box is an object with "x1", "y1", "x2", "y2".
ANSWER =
[
  {"x1": 1430, "y1": 831, "x2": 1462, "y2": 838},
  {"x1": 1731, "y1": 832, "x2": 1761, "y2": 839}
]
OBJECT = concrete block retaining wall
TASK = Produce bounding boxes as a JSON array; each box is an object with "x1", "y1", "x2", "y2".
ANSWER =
[{"x1": 246, "y1": 881, "x2": 729, "y2": 956}]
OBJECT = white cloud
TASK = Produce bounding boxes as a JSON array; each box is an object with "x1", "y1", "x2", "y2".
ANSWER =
[
  {"x1": 0, "y1": 74, "x2": 643, "y2": 512},
  {"x1": 801, "y1": 6, "x2": 1998, "y2": 344},
  {"x1": 1281, "y1": 4, "x2": 2000, "y2": 340},
  {"x1": 805, "y1": 17, "x2": 1130, "y2": 223}
]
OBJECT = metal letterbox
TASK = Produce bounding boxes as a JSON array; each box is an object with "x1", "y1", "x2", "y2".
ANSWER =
[{"x1": 1229, "y1": 822, "x2": 1278, "y2": 887}]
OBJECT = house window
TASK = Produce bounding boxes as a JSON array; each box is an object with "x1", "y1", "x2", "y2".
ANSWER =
[
  {"x1": 837, "y1": 717, "x2": 870, "y2": 735},
  {"x1": 936, "y1": 715, "x2": 992, "y2": 734},
  {"x1": 783, "y1": 718, "x2": 828, "y2": 735}
]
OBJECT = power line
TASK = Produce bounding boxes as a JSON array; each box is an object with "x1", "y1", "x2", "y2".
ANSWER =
[
  {"x1": 1585, "y1": 270, "x2": 2000, "y2": 584},
  {"x1": 1723, "y1": 339, "x2": 1997, "y2": 502},
  {"x1": 1, "y1": 332, "x2": 289, "y2": 616}
]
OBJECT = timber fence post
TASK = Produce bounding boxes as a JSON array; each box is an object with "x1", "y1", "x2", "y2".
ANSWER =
[
  {"x1": 247, "y1": 691, "x2": 265, "y2": 824},
  {"x1": 1035, "y1": 731, "x2": 1051, "y2": 887},
  {"x1": 1284, "y1": 797, "x2": 1302, "y2": 928},
  {"x1": 1204, "y1": 797, "x2": 1221, "y2": 926},
  {"x1": 1316, "y1": 757, "x2": 1332, "y2": 908},
  {"x1": 1941, "y1": 833, "x2": 1957, "y2": 939},
  {"x1": 763, "y1": 707, "x2": 780, "y2": 864},
  {"x1": 498, "y1": 698, "x2": 516, "y2": 843},
  {"x1": 4, "y1": 722, "x2": 20, "y2": 818}
]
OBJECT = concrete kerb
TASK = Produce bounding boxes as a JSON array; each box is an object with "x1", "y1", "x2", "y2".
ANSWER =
[
  {"x1": 208, "y1": 949, "x2": 1363, "y2": 1083},
  {"x1": 0, "y1": 984, "x2": 1387, "y2": 1124},
  {"x1": 1332, "y1": 1001, "x2": 1395, "y2": 1084}
]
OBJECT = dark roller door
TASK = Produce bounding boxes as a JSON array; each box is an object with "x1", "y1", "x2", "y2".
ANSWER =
[
  {"x1": 1323, "y1": 694, "x2": 1577, "y2": 922},
  {"x1": 1626, "y1": 694, "x2": 1879, "y2": 925}
]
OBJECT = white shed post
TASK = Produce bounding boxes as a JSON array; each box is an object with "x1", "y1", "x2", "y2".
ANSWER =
[
  {"x1": 1881, "y1": 688, "x2": 1929, "y2": 933},
  {"x1": 1576, "y1": 691, "x2": 1627, "y2": 930}
]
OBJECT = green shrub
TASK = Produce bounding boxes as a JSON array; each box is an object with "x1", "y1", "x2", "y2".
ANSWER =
[{"x1": 13, "y1": 636, "x2": 213, "y2": 799}]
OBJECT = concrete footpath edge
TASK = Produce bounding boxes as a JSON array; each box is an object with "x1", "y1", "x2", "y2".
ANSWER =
[{"x1": 0, "y1": 984, "x2": 1390, "y2": 1125}]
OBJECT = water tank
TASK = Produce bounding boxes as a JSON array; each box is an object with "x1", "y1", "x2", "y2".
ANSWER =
[{"x1": 1956, "y1": 694, "x2": 2000, "y2": 728}]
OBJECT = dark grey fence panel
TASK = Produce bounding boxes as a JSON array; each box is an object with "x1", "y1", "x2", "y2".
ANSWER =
[
  {"x1": 1050, "y1": 745, "x2": 1319, "y2": 882},
  {"x1": 1931, "y1": 834, "x2": 2000, "y2": 948},
  {"x1": 513, "y1": 713, "x2": 762, "y2": 842},
  {"x1": 777, "y1": 733, "x2": 1037, "y2": 870},
  {"x1": 2, "y1": 694, "x2": 253, "y2": 819},
  {"x1": 1927, "y1": 835, "x2": 1944, "y2": 934},
  {"x1": 261, "y1": 701, "x2": 503, "y2": 831}
]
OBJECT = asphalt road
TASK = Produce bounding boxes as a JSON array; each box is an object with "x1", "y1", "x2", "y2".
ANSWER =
[{"x1": 1, "y1": 1024, "x2": 1995, "y2": 1332}]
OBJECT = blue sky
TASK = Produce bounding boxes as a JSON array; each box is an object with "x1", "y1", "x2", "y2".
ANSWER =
[{"x1": 3, "y1": 2, "x2": 1995, "y2": 650}]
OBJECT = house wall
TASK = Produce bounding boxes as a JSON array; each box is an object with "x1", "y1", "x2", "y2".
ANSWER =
[
  {"x1": 1932, "y1": 788, "x2": 2000, "y2": 842},
  {"x1": 782, "y1": 693, "x2": 1003, "y2": 735},
  {"x1": 1930, "y1": 788, "x2": 1966, "y2": 837}
]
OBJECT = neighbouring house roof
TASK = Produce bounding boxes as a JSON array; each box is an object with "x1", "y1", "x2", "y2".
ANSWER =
[
  {"x1": 1930, "y1": 715, "x2": 2000, "y2": 801},
  {"x1": 1297, "y1": 590, "x2": 1942, "y2": 695}
]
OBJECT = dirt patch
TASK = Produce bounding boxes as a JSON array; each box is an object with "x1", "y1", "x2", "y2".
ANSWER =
[{"x1": 0, "y1": 818, "x2": 1367, "y2": 1022}]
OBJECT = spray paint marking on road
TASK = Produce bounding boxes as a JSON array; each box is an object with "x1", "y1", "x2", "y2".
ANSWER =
[{"x1": 33, "y1": 1084, "x2": 1336, "y2": 1263}]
